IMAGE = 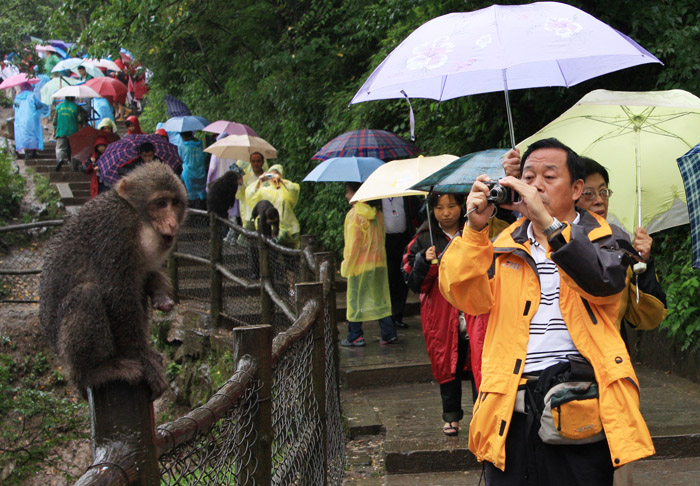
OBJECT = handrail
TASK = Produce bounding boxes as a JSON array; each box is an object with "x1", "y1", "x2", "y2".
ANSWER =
[
  {"x1": 154, "y1": 355, "x2": 257, "y2": 457},
  {"x1": 0, "y1": 219, "x2": 63, "y2": 233},
  {"x1": 271, "y1": 298, "x2": 320, "y2": 367}
]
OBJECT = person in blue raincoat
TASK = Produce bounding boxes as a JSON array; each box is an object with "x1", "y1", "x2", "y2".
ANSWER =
[
  {"x1": 178, "y1": 131, "x2": 208, "y2": 209},
  {"x1": 14, "y1": 82, "x2": 48, "y2": 159},
  {"x1": 91, "y1": 97, "x2": 116, "y2": 127}
]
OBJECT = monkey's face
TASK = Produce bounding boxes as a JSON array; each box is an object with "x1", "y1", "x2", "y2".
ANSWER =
[{"x1": 146, "y1": 191, "x2": 185, "y2": 249}]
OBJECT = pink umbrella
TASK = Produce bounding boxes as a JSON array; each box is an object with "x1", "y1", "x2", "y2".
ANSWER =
[
  {"x1": 0, "y1": 73, "x2": 40, "y2": 90},
  {"x1": 202, "y1": 120, "x2": 259, "y2": 137},
  {"x1": 350, "y1": 2, "x2": 661, "y2": 147}
]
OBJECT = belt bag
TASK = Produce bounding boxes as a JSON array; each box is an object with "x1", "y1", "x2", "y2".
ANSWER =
[{"x1": 538, "y1": 380, "x2": 605, "y2": 445}]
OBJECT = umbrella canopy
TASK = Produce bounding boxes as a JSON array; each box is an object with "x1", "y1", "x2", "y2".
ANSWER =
[
  {"x1": 51, "y1": 85, "x2": 101, "y2": 99},
  {"x1": 165, "y1": 95, "x2": 192, "y2": 117},
  {"x1": 518, "y1": 89, "x2": 700, "y2": 235},
  {"x1": 312, "y1": 128, "x2": 422, "y2": 161},
  {"x1": 203, "y1": 120, "x2": 259, "y2": 137},
  {"x1": 69, "y1": 126, "x2": 120, "y2": 163},
  {"x1": 350, "y1": 154, "x2": 458, "y2": 202},
  {"x1": 84, "y1": 77, "x2": 127, "y2": 103},
  {"x1": 71, "y1": 64, "x2": 104, "y2": 79},
  {"x1": 97, "y1": 134, "x2": 182, "y2": 185},
  {"x1": 51, "y1": 58, "x2": 83, "y2": 73},
  {"x1": 350, "y1": 2, "x2": 661, "y2": 147},
  {"x1": 83, "y1": 58, "x2": 122, "y2": 72},
  {"x1": 204, "y1": 134, "x2": 277, "y2": 162},
  {"x1": 0, "y1": 73, "x2": 40, "y2": 90},
  {"x1": 162, "y1": 115, "x2": 210, "y2": 133},
  {"x1": 303, "y1": 156, "x2": 385, "y2": 183},
  {"x1": 410, "y1": 148, "x2": 510, "y2": 193},
  {"x1": 676, "y1": 144, "x2": 700, "y2": 269},
  {"x1": 39, "y1": 76, "x2": 77, "y2": 104}
]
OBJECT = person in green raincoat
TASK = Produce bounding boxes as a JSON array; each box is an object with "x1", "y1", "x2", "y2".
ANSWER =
[
  {"x1": 245, "y1": 163, "x2": 301, "y2": 248},
  {"x1": 340, "y1": 182, "x2": 398, "y2": 347}
]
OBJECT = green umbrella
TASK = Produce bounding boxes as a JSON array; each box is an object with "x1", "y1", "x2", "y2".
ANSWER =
[
  {"x1": 518, "y1": 89, "x2": 700, "y2": 235},
  {"x1": 40, "y1": 76, "x2": 77, "y2": 105}
]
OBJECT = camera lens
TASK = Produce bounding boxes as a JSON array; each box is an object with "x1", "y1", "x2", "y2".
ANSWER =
[{"x1": 488, "y1": 185, "x2": 510, "y2": 204}]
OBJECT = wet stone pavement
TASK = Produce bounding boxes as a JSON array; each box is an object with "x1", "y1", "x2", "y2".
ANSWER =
[{"x1": 338, "y1": 303, "x2": 700, "y2": 485}]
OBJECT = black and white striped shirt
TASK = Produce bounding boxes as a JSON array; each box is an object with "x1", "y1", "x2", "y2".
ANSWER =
[{"x1": 523, "y1": 218, "x2": 582, "y2": 373}]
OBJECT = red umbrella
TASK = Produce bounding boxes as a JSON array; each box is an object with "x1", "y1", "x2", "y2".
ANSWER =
[
  {"x1": 97, "y1": 134, "x2": 181, "y2": 185},
  {"x1": 69, "y1": 127, "x2": 120, "y2": 163},
  {"x1": 84, "y1": 77, "x2": 127, "y2": 103},
  {"x1": 0, "y1": 73, "x2": 40, "y2": 90}
]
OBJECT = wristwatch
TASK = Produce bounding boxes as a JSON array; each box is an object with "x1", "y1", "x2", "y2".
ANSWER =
[{"x1": 542, "y1": 217, "x2": 565, "y2": 238}]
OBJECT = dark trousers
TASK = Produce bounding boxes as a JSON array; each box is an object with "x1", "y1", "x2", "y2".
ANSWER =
[
  {"x1": 485, "y1": 412, "x2": 613, "y2": 486},
  {"x1": 385, "y1": 232, "x2": 411, "y2": 323},
  {"x1": 439, "y1": 336, "x2": 477, "y2": 422}
]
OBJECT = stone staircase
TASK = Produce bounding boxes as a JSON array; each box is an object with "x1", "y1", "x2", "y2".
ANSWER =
[{"x1": 24, "y1": 121, "x2": 129, "y2": 211}]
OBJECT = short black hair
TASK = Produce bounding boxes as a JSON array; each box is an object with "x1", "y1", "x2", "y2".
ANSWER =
[
  {"x1": 428, "y1": 192, "x2": 465, "y2": 208},
  {"x1": 138, "y1": 142, "x2": 155, "y2": 154},
  {"x1": 520, "y1": 138, "x2": 584, "y2": 183},
  {"x1": 580, "y1": 156, "x2": 609, "y2": 186},
  {"x1": 345, "y1": 182, "x2": 362, "y2": 193}
]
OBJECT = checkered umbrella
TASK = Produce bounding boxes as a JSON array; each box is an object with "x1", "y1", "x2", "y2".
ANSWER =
[
  {"x1": 165, "y1": 94, "x2": 191, "y2": 117},
  {"x1": 97, "y1": 134, "x2": 182, "y2": 185},
  {"x1": 311, "y1": 129, "x2": 422, "y2": 161},
  {"x1": 677, "y1": 144, "x2": 700, "y2": 269}
]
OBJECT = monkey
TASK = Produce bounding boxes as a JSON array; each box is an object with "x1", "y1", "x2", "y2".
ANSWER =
[
  {"x1": 39, "y1": 162, "x2": 188, "y2": 401},
  {"x1": 250, "y1": 199, "x2": 280, "y2": 239},
  {"x1": 206, "y1": 169, "x2": 241, "y2": 219}
]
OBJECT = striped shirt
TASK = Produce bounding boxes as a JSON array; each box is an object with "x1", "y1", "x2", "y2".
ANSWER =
[{"x1": 523, "y1": 217, "x2": 582, "y2": 373}]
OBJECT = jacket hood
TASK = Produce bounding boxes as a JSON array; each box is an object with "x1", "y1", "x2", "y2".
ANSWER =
[
  {"x1": 354, "y1": 201, "x2": 377, "y2": 221},
  {"x1": 268, "y1": 163, "x2": 284, "y2": 178}
]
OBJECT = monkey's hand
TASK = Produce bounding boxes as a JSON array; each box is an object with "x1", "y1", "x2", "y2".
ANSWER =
[
  {"x1": 143, "y1": 349, "x2": 168, "y2": 401},
  {"x1": 152, "y1": 292, "x2": 175, "y2": 312}
]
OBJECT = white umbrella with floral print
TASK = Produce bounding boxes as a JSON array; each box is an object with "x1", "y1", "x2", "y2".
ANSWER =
[{"x1": 350, "y1": 2, "x2": 661, "y2": 147}]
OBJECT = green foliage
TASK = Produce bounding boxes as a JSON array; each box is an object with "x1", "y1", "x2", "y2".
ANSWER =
[
  {"x1": 166, "y1": 361, "x2": 183, "y2": 381},
  {"x1": 49, "y1": 0, "x2": 700, "y2": 258},
  {"x1": 0, "y1": 349, "x2": 88, "y2": 483},
  {"x1": 0, "y1": 0, "x2": 61, "y2": 56},
  {"x1": 208, "y1": 349, "x2": 234, "y2": 391},
  {"x1": 0, "y1": 149, "x2": 26, "y2": 224},
  {"x1": 654, "y1": 226, "x2": 700, "y2": 351}
]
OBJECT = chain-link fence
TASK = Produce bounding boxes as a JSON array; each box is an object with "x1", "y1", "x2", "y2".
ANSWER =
[{"x1": 0, "y1": 220, "x2": 61, "y2": 303}]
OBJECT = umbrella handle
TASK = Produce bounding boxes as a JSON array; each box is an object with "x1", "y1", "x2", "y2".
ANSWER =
[
  {"x1": 426, "y1": 188, "x2": 438, "y2": 264},
  {"x1": 502, "y1": 70, "x2": 517, "y2": 149}
]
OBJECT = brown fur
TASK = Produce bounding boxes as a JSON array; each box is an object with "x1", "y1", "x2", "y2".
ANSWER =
[
  {"x1": 39, "y1": 163, "x2": 188, "y2": 400},
  {"x1": 250, "y1": 199, "x2": 280, "y2": 238}
]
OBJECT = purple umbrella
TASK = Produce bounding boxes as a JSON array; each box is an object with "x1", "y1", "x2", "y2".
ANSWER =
[
  {"x1": 165, "y1": 94, "x2": 192, "y2": 117},
  {"x1": 350, "y1": 2, "x2": 661, "y2": 147},
  {"x1": 202, "y1": 120, "x2": 259, "y2": 137},
  {"x1": 311, "y1": 129, "x2": 422, "y2": 161},
  {"x1": 97, "y1": 134, "x2": 182, "y2": 185}
]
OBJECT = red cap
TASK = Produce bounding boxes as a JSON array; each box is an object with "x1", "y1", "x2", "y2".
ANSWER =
[{"x1": 155, "y1": 128, "x2": 168, "y2": 137}]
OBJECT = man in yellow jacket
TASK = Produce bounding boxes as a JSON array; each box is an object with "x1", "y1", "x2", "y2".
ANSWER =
[{"x1": 439, "y1": 138, "x2": 654, "y2": 485}]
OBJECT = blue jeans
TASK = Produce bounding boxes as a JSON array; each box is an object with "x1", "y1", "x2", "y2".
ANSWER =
[{"x1": 347, "y1": 316, "x2": 396, "y2": 342}]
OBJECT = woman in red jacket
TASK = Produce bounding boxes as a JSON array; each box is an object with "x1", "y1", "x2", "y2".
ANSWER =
[
  {"x1": 402, "y1": 193, "x2": 475, "y2": 436},
  {"x1": 81, "y1": 137, "x2": 110, "y2": 198}
]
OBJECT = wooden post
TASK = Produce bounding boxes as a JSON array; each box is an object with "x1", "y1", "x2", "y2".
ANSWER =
[
  {"x1": 315, "y1": 251, "x2": 341, "y2": 418},
  {"x1": 233, "y1": 325, "x2": 273, "y2": 486},
  {"x1": 75, "y1": 382, "x2": 159, "y2": 485},
  {"x1": 258, "y1": 234, "x2": 273, "y2": 325},
  {"x1": 209, "y1": 212, "x2": 223, "y2": 327},
  {"x1": 295, "y1": 282, "x2": 327, "y2": 484},
  {"x1": 300, "y1": 235, "x2": 317, "y2": 282}
]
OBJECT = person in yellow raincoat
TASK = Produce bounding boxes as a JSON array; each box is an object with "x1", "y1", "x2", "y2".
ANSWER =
[
  {"x1": 340, "y1": 183, "x2": 397, "y2": 347},
  {"x1": 236, "y1": 152, "x2": 268, "y2": 229},
  {"x1": 245, "y1": 163, "x2": 300, "y2": 248}
]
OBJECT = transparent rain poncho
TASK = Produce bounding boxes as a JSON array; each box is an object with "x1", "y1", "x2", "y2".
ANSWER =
[{"x1": 341, "y1": 202, "x2": 391, "y2": 322}]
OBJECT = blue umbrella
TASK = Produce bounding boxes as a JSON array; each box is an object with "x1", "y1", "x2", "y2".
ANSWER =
[
  {"x1": 410, "y1": 148, "x2": 509, "y2": 193},
  {"x1": 162, "y1": 115, "x2": 210, "y2": 133},
  {"x1": 677, "y1": 144, "x2": 700, "y2": 269},
  {"x1": 303, "y1": 156, "x2": 385, "y2": 182}
]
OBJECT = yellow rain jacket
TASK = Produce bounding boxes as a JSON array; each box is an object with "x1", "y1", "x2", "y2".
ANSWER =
[
  {"x1": 245, "y1": 164, "x2": 300, "y2": 248},
  {"x1": 341, "y1": 202, "x2": 391, "y2": 322},
  {"x1": 439, "y1": 210, "x2": 654, "y2": 471},
  {"x1": 236, "y1": 159, "x2": 269, "y2": 225}
]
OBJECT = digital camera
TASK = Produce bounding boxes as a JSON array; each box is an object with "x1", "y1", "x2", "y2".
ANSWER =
[{"x1": 485, "y1": 181, "x2": 520, "y2": 205}]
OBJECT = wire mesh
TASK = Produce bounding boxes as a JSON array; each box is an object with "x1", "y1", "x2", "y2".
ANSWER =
[
  {"x1": 323, "y1": 301, "x2": 345, "y2": 485},
  {"x1": 175, "y1": 210, "x2": 211, "y2": 301},
  {"x1": 220, "y1": 220, "x2": 263, "y2": 326},
  {"x1": 267, "y1": 242, "x2": 302, "y2": 318},
  {"x1": 271, "y1": 330, "x2": 324, "y2": 485},
  {"x1": 159, "y1": 379, "x2": 262, "y2": 485},
  {"x1": 0, "y1": 222, "x2": 58, "y2": 303}
]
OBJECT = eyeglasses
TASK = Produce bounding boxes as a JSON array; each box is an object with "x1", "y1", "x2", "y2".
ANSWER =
[{"x1": 580, "y1": 188, "x2": 613, "y2": 200}]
